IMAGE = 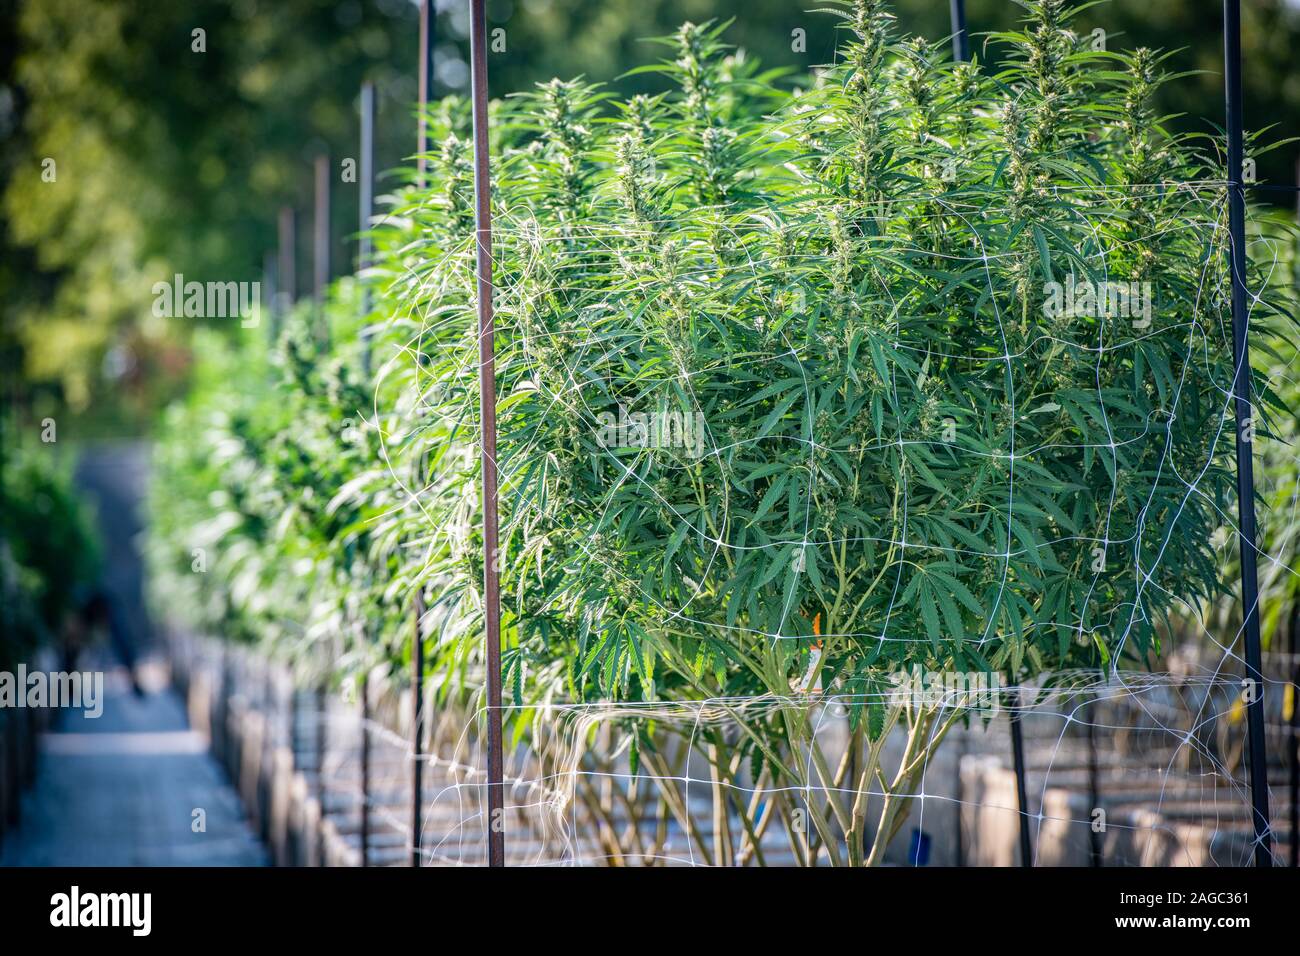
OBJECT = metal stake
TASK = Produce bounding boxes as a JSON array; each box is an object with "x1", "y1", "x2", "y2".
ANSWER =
[
  {"x1": 1008, "y1": 690, "x2": 1032, "y2": 867},
  {"x1": 276, "y1": 206, "x2": 296, "y2": 338},
  {"x1": 360, "y1": 670, "x2": 371, "y2": 868},
  {"x1": 417, "y1": 0, "x2": 435, "y2": 189},
  {"x1": 262, "y1": 251, "x2": 276, "y2": 344},
  {"x1": 469, "y1": 0, "x2": 505, "y2": 868},
  {"x1": 1291, "y1": 162, "x2": 1300, "y2": 869},
  {"x1": 313, "y1": 154, "x2": 331, "y2": 348},
  {"x1": 290, "y1": 677, "x2": 300, "y2": 768},
  {"x1": 949, "y1": 0, "x2": 969, "y2": 63},
  {"x1": 411, "y1": 591, "x2": 424, "y2": 867},
  {"x1": 1289, "y1": 606, "x2": 1298, "y2": 867},
  {"x1": 360, "y1": 82, "x2": 376, "y2": 376},
  {"x1": 1086, "y1": 697, "x2": 1103, "y2": 867},
  {"x1": 1223, "y1": 0, "x2": 1274, "y2": 867},
  {"x1": 316, "y1": 680, "x2": 327, "y2": 811},
  {"x1": 407, "y1": 0, "x2": 436, "y2": 870}
]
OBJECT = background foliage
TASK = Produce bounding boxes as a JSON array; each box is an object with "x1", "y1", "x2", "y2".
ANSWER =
[{"x1": 0, "y1": 424, "x2": 101, "y2": 669}]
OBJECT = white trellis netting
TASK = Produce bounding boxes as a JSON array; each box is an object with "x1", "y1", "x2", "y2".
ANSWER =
[
  {"x1": 148, "y1": 1, "x2": 1300, "y2": 867},
  {"x1": 386, "y1": 184, "x2": 1296, "y2": 865}
]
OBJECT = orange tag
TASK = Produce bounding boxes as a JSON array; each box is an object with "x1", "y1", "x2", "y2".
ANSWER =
[{"x1": 796, "y1": 613, "x2": 824, "y2": 694}]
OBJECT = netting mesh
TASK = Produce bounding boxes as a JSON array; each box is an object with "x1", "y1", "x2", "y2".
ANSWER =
[
  {"x1": 151, "y1": 1, "x2": 1300, "y2": 868},
  {"x1": 350, "y1": 188, "x2": 1294, "y2": 866}
]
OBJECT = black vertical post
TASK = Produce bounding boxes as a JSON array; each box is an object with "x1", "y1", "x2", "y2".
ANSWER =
[
  {"x1": 411, "y1": 592, "x2": 424, "y2": 867},
  {"x1": 469, "y1": 0, "x2": 505, "y2": 868},
  {"x1": 949, "y1": 0, "x2": 969, "y2": 64},
  {"x1": 1289, "y1": 606, "x2": 1298, "y2": 867},
  {"x1": 313, "y1": 154, "x2": 331, "y2": 349},
  {"x1": 1294, "y1": 166, "x2": 1300, "y2": 869},
  {"x1": 1224, "y1": 0, "x2": 1274, "y2": 867},
  {"x1": 417, "y1": 0, "x2": 435, "y2": 189},
  {"x1": 359, "y1": 670, "x2": 371, "y2": 868},
  {"x1": 954, "y1": 713, "x2": 966, "y2": 867},
  {"x1": 276, "y1": 206, "x2": 296, "y2": 338},
  {"x1": 1007, "y1": 690, "x2": 1033, "y2": 867},
  {"x1": 359, "y1": 82, "x2": 376, "y2": 376},
  {"x1": 1295, "y1": 157, "x2": 1300, "y2": 291}
]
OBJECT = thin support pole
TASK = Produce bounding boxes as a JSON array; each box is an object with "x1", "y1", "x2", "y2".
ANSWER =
[
  {"x1": 1295, "y1": 155, "x2": 1300, "y2": 261},
  {"x1": 417, "y1": 0, "x2": 435, "y2": 189},
  {"x1": 406, "y1": 0, "x2": 435, "y2": 870},
  {"x1": 276, "y1": 206, "x2": 296, "y2": 338},
  {"x1": 1007, "y1": 690, "x2": 1033, "y2": 867},
  {"x1": 316, "y1": 681, "x2": 327, "y2": 810},
  {"x1": 949, "y1": 0, "x2": 969, "y2": 63},
  {"x1": 264, "y1": 662, "x2": 275, "y2": 724},
  {"x1": 313, "y1": 154, "x2": 331, "y2": 349},
  {"x1": 219, "y1": 645, "x2": 231, "y2": 764},
  {"x1": 1295, "y1": 164, "x2": 1300, "y2": 869},
  {"x1": 359, "y1": 82, "x2": 376, "y2": 376},
  {"x1": 261, "y1": 251, "x2": 276, "y2": 343},
  {"x1": 315, "y1": 678, "x2": 328, "y2": 867},
  {"x1": 1288, "y1": 605, "x2": 1298, "y2": 867},
  {"x1": 1086, "y1": 695, "x2": 1103, "y2": 867},
  {"x1": 289, "y1": 677, "x2": 300, "y2": 767},
  {"x1": 954, "y1": 716, "x2": 966, "y2": 867},
  {"x1": 261, "y1": 662, "x2": 276, "y2": 842},
  {"x1": 1223, "y1": 0, "x2": 1274, "y2": 867},
  {"x1": 411, "y1": 591, "x2": 424, "y2": 866},
  {"x1": 469, "y1": 0, "x2": 505, "y2": 869},
  {"x1": 1294, "y1": 156, "x2": 1300, "y2": 289},
  {"x1": 359, "y1": 670, "x2": 371, "y2": 868}
]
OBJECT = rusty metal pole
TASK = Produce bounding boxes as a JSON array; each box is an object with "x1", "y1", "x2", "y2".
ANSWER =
[
  {"x1": 360, "y1": 81, "x2": 376, "y2": 376},
  {"x1": 468, "y1": 0, "x2": 505, "y2": 868},
  {"x1": 276, "y1": 206, "x2": 296, "y2": 339},
  {"x1": 1290, "y1": 163, "x2": 1300, "y2": 870},
  {"x1": 406, "y1": 0, "x2": 436, "y2": 872},
  {"x1": 359, "y1": 670, "x2": 371, "y2": 867},
  {"x1": 316, "y1": 680, "x2": 327, "y2": 833}
]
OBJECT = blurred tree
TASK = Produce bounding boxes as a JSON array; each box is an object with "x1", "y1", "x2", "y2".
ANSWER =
[
  {"x1": 892, "y1": 0, "x2": 1300, "y2": 189},
  {"x1": 1, "y1": 0, "x2": 424, "y2": 430}
]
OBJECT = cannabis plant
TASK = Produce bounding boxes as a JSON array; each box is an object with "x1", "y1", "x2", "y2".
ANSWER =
[
  {"x1": 149, "y1": 0, "x2": 1295, "y2": 866},
  {"x1": 399, "y1": 0, "x2": 1293, "y2": 864},
  {"x1": 148, "y1": 282, "x2": 423, "y2": 683}
]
